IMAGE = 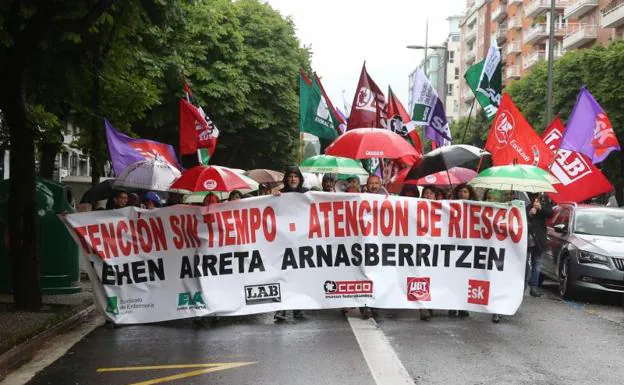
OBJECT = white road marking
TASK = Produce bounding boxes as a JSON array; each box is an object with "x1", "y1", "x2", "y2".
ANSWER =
[
  {"x1": 347, "y1": 311, "x2": 414, "y2": 385},
  {"x1": 1, "y1": 315, "x2": 104, "y2": 385}
]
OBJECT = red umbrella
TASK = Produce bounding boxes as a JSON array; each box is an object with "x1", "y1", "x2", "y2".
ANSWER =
[
  {"x1": 387, "y1": 167, "x2": 477, "y2": 194},
  {"x1": 170, "y1": 165, "x2": 251, "y2": 193},
  {"x1": 325, "y1": 128, "x2": 421, "y2": 160}
]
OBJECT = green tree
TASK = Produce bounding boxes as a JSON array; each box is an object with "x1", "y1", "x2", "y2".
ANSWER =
[
  {"x1": 0, "y1": 0, "x2": 174, "y2": 310},
  {"x1": 506, "y1": 41, "x2": 624, "y2": 203}
]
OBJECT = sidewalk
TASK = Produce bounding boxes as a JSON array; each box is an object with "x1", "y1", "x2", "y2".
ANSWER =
[{"x1": 0, "y1": 279, "x2": 96, "y2": 379}]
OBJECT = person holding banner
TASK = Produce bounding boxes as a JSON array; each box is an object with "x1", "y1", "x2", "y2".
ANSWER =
[
  {"x1": 448, "y1": 185, "x2": 477, "y2": 318},
  {"x1": 364, "y1": 175, "x2": 388, "y2": 195},
  {"x1": 107, "y1": 189, "x2": 129, "y2": 210},
  {"x1": 203, "y1": 193, "x2": 220, "y2": 206},
  {"x1": 421, "y1": 185, "x2": 438, "y2": 200},
  {"x1": 274, "y1": 166, "x2": 308, "y2": 322},
  {"x1": 452, "y1": 184, "x2": 478, "y2": 201},
  {"x1": 322, "y1": 174, "x2": 337, "y2": 192},
  {"x1": 526, "y1": 194, "x2": 553, "y2": 298}
]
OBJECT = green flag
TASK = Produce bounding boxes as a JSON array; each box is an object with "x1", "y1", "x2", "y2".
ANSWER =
[
  {"x1": 464, "y1": 42, "x2": 502, "y2": 120},
  {"x1": 299, "y1": 74, "x2": 339, "y2": 140},
  {"x1": 197, "y1": 148, "x2": 210, "y2": 165}
]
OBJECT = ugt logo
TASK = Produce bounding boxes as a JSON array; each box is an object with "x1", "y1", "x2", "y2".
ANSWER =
[
  {"x1": 494, "y1": 110, "x2": 514, "y2": 148},
  {"x1": 178, "y1": 291, "x2": 205, "y2": 307},
  {"x1": 407, "y1": 277, "x2": 431, "y2": 302},
  {"x1": 106, "y1": 296, "x2": 119, "y2": 315},
  {"x1": 467, "y1": 279, "x2": 490, "y2": 306}
]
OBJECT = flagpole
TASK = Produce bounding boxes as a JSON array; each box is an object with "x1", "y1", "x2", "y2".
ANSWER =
[{"x1": 461, "y1": 98, "x2": 477, "y2": 144}]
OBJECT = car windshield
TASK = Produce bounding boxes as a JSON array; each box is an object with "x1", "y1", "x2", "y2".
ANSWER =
[{"x1": 574, "y1": 210, "x2": 624, "y2": 237}]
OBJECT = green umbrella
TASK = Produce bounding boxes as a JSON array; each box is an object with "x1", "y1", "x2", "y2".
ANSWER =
[
  {"x1": 468, "y1": 165, "x2": 560, "y2": 193},
  {"x1": 300, "y1": 155, "x2": 368, "y2": 175}
]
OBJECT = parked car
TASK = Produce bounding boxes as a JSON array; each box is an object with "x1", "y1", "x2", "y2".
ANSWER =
[{"x1": 542, "y1": 204, "x2": 624, "y2": 299}]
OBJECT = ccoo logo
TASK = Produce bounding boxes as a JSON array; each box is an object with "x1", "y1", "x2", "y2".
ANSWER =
[{"x1": 494, "y1": 110, "x2": 514, "y2": 148}]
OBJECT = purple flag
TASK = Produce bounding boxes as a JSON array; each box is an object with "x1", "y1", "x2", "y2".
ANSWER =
[
  {"x1": 105, "y1": 119, "x2": 181, "y2": 176},
  {"x1": 560, "y1": 87, "x2": 620, "y2": 164},
  {"x1": 425, "y1": 99, "x2": 452, "y2": 147}
]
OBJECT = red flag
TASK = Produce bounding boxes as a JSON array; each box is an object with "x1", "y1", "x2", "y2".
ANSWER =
[
  {"x1": 347, "y1": 63, "x2": 387, "y2": 130},
  {"x1": 542, "y1": 117, "x2": 613, "y2": 203},
  {"x1": 387, "y1": 86, "x2": 422, "y2": 155},
  {"x1": 485, "y1": 93, "x2": 554, "y2": 169},
  {"x1": 179, "y1": 99, "x2": 217, "y2": 156}
]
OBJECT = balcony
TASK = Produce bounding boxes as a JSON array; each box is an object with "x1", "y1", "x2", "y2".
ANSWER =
[
  {"x1": 563, "y1": 24, "x2": 598, "y2": 49},
  {"x1": 601, "y1": 1, "x2": 624, "y2": 28},
  {"x1": 465, "y1": 27, "x2": 477, "y2": 43},
  {"x1": 506, "y1": 65, "x2": 521, "y2": 80},
  {"x1": 524, "y1": 23, "x2": 549, "y2": 44},
  {"x1": 525, "y1": 0, "x2": 569, "y2": 17},
  {"x1": 508, "y1": 0, "x2": 523, "y2": 4},
  {"x1": 564, "y1": 0, "x2": 599, "y2": 19},
  {"x1": 523, "y1": 51, "x2": 546, "y2": 70},
  {"x1": 492, "y1": 4, "x2": 508, "y2": 22},
  {"x1": 506, "y1": 41, "x2": 522, "y2": 55},
  {"x1": 508, "y1": 18, "x2": 522, "y2": 29},
  {"x1": 496, "y1": 27, "x2": 508, "y2": 44},
  {"x1": 465, "y1": 47, "x2": 477, "y2": 64}
]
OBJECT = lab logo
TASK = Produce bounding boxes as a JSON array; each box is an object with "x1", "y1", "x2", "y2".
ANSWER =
[
  {"x1": 407, "y1": 277, "x2": 431, "y2": 302},
  {"x1": 106, "y1": 296, "x2": 119, "y2": 315},
  {"x1": 245, "y1": 283, "x2": 281, "y2": 305},
  {"x1": 467, "y1": 279, "x2": 490, "y2": 305}
]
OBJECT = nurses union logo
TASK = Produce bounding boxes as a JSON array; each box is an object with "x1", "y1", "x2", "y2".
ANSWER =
[{"x1": 494, "y1": 110, "x2": 514, "y2": 148}]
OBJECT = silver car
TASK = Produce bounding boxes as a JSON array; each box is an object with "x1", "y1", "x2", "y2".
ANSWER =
[{"x1": 543, "y1": 204, "x2": 624, "y2": 299}]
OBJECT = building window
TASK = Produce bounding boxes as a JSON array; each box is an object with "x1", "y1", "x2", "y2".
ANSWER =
[
  {"x1": 452, "y1": 35, "x2": 460, "y2": 42},
  {"x1": 454, "y1": 68, "x2": 460, "y2": 80},
  {"x1": 448, "y1": 51, "x2": 455, "y2": 63},
  {"x1": 447, "y1": 84, "x2": 454, "y2": 96}
]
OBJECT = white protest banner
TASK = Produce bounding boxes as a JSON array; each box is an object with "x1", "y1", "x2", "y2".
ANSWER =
[{"x1": 62, "y1": 193, "x2": 527, "y2": 324}]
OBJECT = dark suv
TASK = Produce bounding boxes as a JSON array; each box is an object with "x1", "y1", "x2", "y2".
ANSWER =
[{"x1": 543, "y1": 204, "x2": 624, "y2": 299}]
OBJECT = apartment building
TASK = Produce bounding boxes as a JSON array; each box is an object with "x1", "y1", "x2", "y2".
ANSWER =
[
  {"x1": 600, "y1": 0, "x2": 624, "y2": 37},
  {"x1": 446, "y1": 15, "x2": 464, "y2": 122},
  {"x1": 459, "y1": 0, "x2": 492, "y2": 118}
]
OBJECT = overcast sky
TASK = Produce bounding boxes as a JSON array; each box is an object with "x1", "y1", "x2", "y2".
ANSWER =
[{"x1": 265, "y1": 0, "x2": 466, "y2": 112}]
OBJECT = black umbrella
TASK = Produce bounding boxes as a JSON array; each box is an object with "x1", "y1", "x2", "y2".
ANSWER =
[
  {"x1": 80, "y1": 180, "x2": 116, "y2": 204},
  {"x1": 406, "y1": 145, "x2": 489, "y2": 181}
]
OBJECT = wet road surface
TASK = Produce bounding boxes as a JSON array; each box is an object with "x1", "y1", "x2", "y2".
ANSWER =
[{"x1": 23, "y1": 283, "x2": 624, "y2": 385}]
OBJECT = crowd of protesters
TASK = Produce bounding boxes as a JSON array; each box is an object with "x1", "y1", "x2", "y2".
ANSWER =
[{"x1": 93, "y1": 164, "x2": 562, "y2": 326}]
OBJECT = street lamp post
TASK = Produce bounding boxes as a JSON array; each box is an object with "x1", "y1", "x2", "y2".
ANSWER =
[{"x1": 546, "y1": 0, "x2": 556, "y2": 124}]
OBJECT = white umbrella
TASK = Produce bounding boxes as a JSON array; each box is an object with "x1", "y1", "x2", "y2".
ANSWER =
[{"x1": 115, "y1": 158, "x2": 181, "y2": 191}]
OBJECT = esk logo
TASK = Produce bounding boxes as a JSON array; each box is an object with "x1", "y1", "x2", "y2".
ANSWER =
[
  {"x1": 177, "y1": 291, "x2": 206, "y2": 310},
  {"x1": 467, "y1": 279, "x2": 490, "y2": 305},
  {"x1": 407, "y1": 277, "x2": 431, "y2": 302}
]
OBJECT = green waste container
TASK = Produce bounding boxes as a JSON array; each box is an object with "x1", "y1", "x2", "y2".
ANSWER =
[{"x1": 0, "y1": 177, "x2": 81, "y2": 294}]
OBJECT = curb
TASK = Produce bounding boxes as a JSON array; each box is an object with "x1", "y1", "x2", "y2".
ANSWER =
[{"x1": 0, "y1": 304, "x2": 97, "y2": 381}]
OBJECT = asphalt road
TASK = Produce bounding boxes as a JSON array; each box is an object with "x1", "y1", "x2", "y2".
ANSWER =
[{"x1": 23, "y1": 283, "x2": 624, "y2": 385}]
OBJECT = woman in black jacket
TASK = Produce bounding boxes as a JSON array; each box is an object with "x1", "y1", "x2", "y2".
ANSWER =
[{"x1": 526, "y1": 193, "x2": 554, "y2": 298}]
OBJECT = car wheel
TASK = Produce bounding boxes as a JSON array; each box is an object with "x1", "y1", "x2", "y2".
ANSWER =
[{"x1": 558, "y1": 254, "x2": 576, "y2": 299}]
